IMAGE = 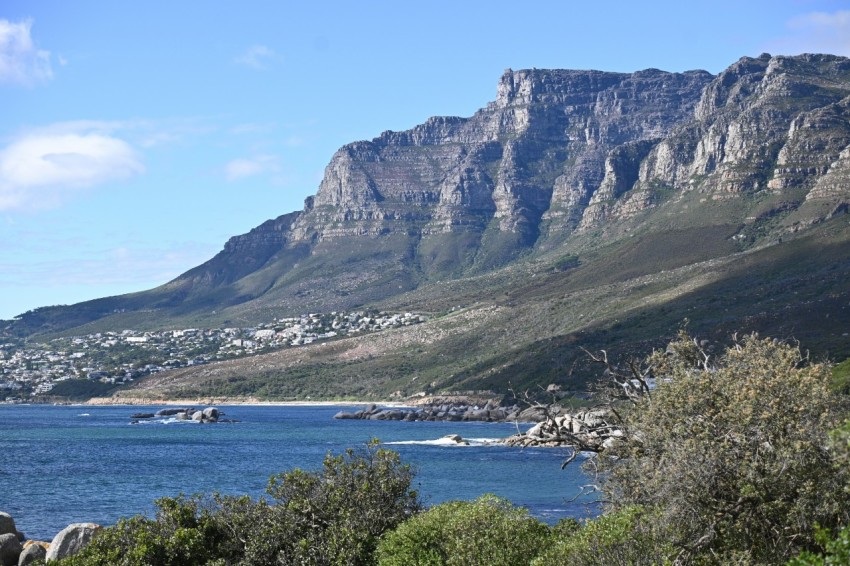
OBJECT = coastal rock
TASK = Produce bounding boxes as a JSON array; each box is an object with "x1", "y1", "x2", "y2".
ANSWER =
[
  {"x1": 0, "y1": 534, "x2": 21, "y2": 566},
  {"x1": 333, "y1": 411, "x2": 358, "y2": 419},
  {"x1": 130, "y1": 413, "x2": 154, "y2": 419},
  {"x1": 0, "y1": 513, "x2": 15, "y2": 536},
  {"x1": 45, "y1": 523, "x2": 101, "y2": 562},
  {"x1": 501, "y1": 407, "x2": 621, "y2": 451},
  {"x1": 191, "y1": 411, "x2": 205, "y2": 422},
  {"x1": 202, "y1": 407, "x2": 220, "y2": 421},
  {"x1": 332, "y1": 401, "x2": 529, "y2": 423},
  {"x1": 17, "y1": 542, "x2": 46, "y2": 566}
]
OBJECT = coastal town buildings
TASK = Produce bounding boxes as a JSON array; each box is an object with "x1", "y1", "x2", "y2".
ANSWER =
[{"x1": 0, "y1": 311, "x2": 426, "y2": 401}]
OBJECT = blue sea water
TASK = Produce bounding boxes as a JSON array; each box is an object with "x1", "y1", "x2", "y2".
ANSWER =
[{"x1": 0, "y1": 404, "x2": 598, "y2": 541}]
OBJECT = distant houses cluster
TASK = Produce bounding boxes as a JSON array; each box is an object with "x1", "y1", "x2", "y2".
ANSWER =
[{"x1": 0, "y1": 311, "x2": 426, "y2": 401}]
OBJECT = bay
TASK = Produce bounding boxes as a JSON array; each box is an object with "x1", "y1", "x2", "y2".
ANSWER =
[{"x1": 0, "y1": 404, "x2": 597, "y2": 541}]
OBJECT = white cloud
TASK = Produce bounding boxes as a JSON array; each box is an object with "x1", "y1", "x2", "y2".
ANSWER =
[
  {"x1": 234, "y1": 44, "x2": 276, "y2": 70},
  {"x1": 0, "y1": 19, "x2": 53, "y2": 86},
  {"x1": 768, "y1": 10, "x2": 850, "y2": 57},
  {"x1": 0, "y1": 126, "x2": 144, "y2": 211},
  {"x1": 224, "y1": 154, "x2": 280, "y2": 181}
]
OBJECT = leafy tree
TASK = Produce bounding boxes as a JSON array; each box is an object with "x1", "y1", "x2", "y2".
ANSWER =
[
  {"x1": 599, "y1": 333, "x2": 850, "y2": 564},
  {"x1": 376, "y1": 494, "x2": 551, "y2": 566}
]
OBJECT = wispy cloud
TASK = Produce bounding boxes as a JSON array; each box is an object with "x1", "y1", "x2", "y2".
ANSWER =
[
  {"x1": 224, "y1": 154, "x2": 280, "y2": 181},
  {"x1": 767, "y1": 10, "x2": 850, "y2": 57},
  {"x1": 234, "y1": 44, "x2": 276, "y2": 70},
  {"x1": 0, "y1": 123, "x2": 144, "y2": 211},
  {"x1": 0, "y1": 19, "x2": 53, "y2": 86}
]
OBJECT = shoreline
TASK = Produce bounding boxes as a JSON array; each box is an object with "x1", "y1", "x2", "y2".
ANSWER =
[{"x1": 82, "y1": 396, "x2": 411, "y2": 408}]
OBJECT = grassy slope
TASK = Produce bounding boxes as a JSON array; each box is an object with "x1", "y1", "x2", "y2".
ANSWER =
[{"x1": 111, "y1": 215, "x2": 850, "y2": 401}]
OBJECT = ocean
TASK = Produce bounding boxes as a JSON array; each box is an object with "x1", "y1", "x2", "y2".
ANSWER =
[{"x1": 0, "y1": 404, "x2": 598, "y2": 541}]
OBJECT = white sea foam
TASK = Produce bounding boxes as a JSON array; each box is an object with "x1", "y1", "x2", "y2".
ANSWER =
[
  {"x1": 130, "y1": 417, "x2": 199, "y2": 425},
  {"x1": 77, "y1": 413, "x2": 91, "y2": 417}
]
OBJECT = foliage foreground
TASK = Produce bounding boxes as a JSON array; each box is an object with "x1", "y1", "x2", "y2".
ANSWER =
[
  {"x1": 598, "y1": 334, "x2": 850, "y2": 564},
  {"x1": 47, "y1": 334, "x2": 850, "y2": 565}
]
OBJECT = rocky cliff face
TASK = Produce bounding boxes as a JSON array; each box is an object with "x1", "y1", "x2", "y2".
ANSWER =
[
  {"x1": 289, "y1": 67, "x2": 714, "y2": 248},
  {"x1": 236, "y1": 53, "x2": 847, "y2": 256},
  {"x1": 147, "y1": 53, "x2": 850, "y2": 314}
]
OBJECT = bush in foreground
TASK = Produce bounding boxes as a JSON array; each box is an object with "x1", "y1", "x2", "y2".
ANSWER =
[
  {"x1": 376, "y1": 494, "x2": 552, "y2": 566},
  {"x1": 530, "y1": 505, "x2": 674, "y2": 566},
  {"x1": 600, "y1": 333, "x2": 850, "y2": 563}
]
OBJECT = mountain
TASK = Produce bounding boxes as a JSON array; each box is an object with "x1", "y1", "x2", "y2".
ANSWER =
[{"x1": 8, "y1": 53, "x2": 850, "y2": 399}]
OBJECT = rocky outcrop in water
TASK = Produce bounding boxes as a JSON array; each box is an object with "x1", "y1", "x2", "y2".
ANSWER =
[
  {"x1": 501, "y1": 407, "x2": 622, "y2": 451},
  {"x1": 130, "y1": 407, "x2": 235, "y2": 424},
  {"x1": 333, "y1": 400, "x2": 553, "y2": 423}
]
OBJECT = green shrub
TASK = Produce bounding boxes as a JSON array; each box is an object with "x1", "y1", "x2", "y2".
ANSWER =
[
  {"x1": 257, "y1": 440, "x2": 421, "y2": 565},
  {"x1": 601, "y1": 333, "x2": 850, "y2": 563},
  {"x1": 531, "y1": 505, "x2": 675, "y2": 565},
  {"x1": 376, "y1": 494, "x2": 550, "y2": 566}
]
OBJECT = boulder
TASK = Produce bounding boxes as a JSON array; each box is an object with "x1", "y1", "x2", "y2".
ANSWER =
[
  {"x1": 202, "y1": 407, "x2": 220, "y2": 421},
  {"x1": 130, "y1": 413, "x2": 155, "y2": 419},
  {"x1": 0, "y1": 513, "x2": 15, "y2": 536},
  {"x1": 17, "y1": 542, "x2": 46, "y2": 566},
  {"x1": 333, "y1": 411, "x2": 358, "y2": 419},
  {"x1": 0, "y1": 534, "x2": 21, "y2": 566},
  {"x1": 45, "y1": 523, "x2": 101, "y2": 562},
  {"x1": 525, "y1": 422, "x2": 545, "y2": 439},
  {"x1": 191, "y1": 411, "x2": 205, "y2": 422},
  {"x1": 582, "y1": 409, "x2": 608, "y2": 428},
  {"x1": 489, "y1": 409, "x2": 507, "y2": 421}
]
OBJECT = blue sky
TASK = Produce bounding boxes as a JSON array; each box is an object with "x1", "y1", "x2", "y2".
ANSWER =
[{"x1": 1, "y1": 1, "x2": 849, "y2": 320}]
